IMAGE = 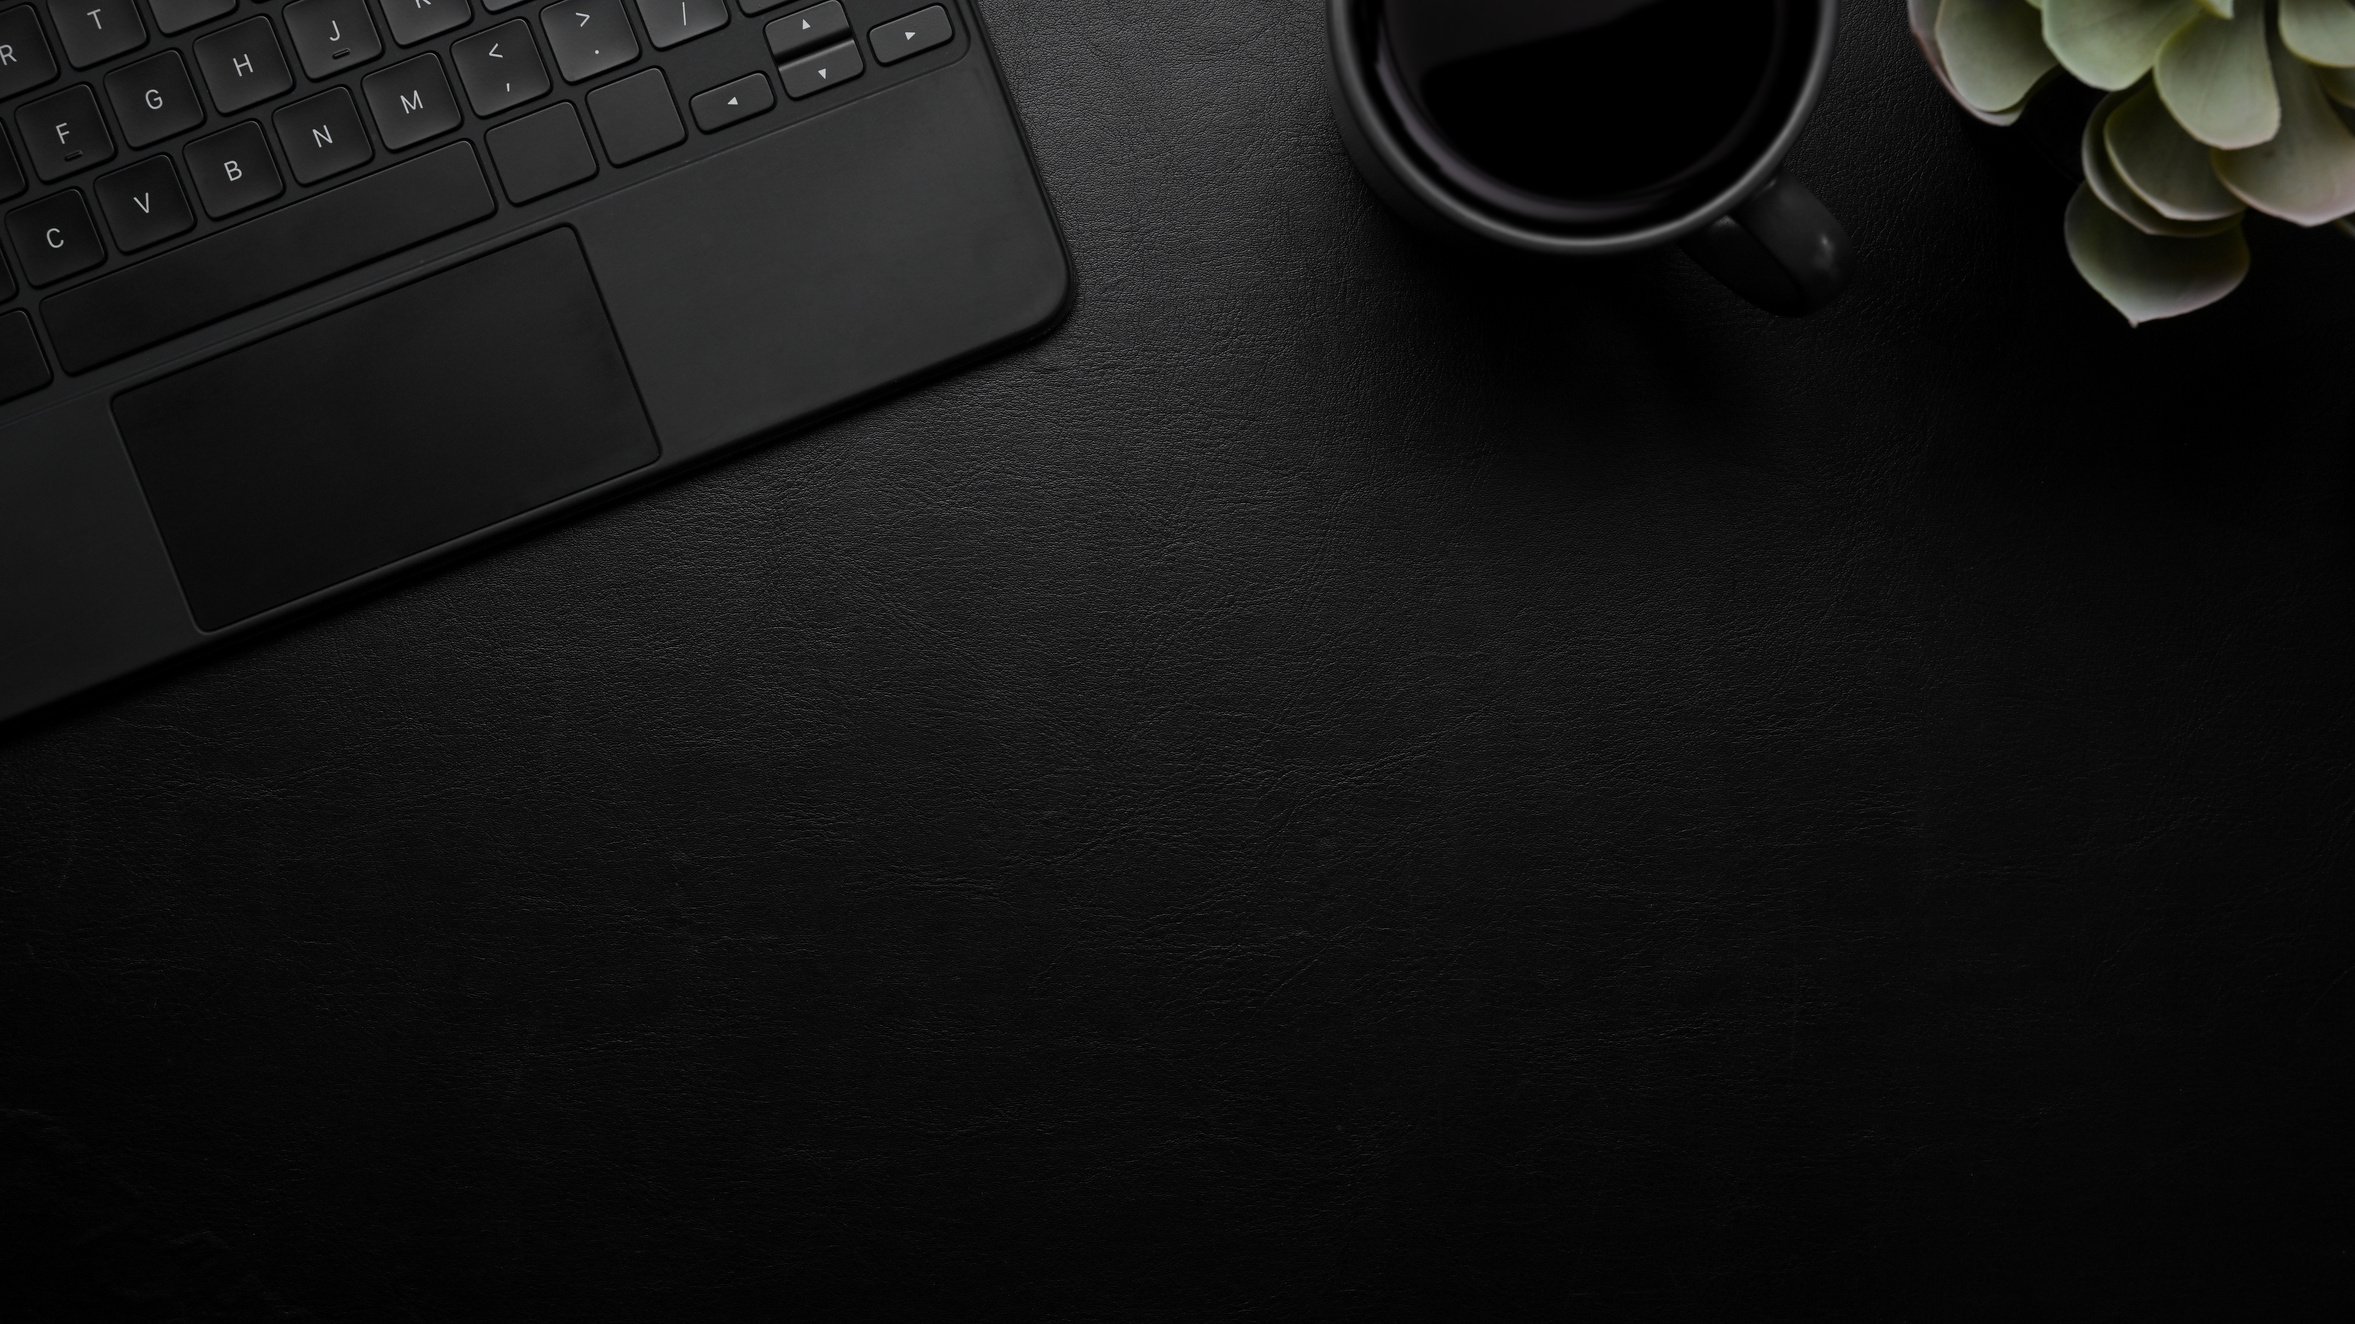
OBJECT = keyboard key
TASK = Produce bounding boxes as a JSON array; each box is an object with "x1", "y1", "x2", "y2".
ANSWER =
[
  {"x1": 542, "y1": 0, "x2": 636, "y2": 83},
  {"x1": 6, "y1": 188, "x2": 102, "y2": 284},
  {"x1": 105, "y1": 50, "x2": 204, "y2": 149},
  {"x1": 362, "y1": 53, "x2": 459, "y2": 150},
  {"x1": 147, "y1": 0, "x2": 237, "y2": 36},
  {"x1": 273, "y1": 86, "x2": 371, "y2": 184},
  {"x1": 43, "y1": 142, "x2": 495, "y2": 373},
  {"x1": 870, "y1": 5, "x2": 949, "y2": 65},
  {"x1": 92, "y1": 153, "x2": 194, "y2": 250},
  {"x1": 689, "y1": 70, "x2": 770, "y2": 132},
  {"x1": 0, "y1": 6, "x2": 59, "y2": 101},
  {"x1": 765, "y1": 1, "x2": 842, "y2": 59},
  {"x1": 635, "y1": 0, "x2": 725, "y2": 50},
  {"x1": 453, "y1": 20, "x2": 547, "y2": 118},
  {"x1": 185, "y1": 120, "x2": 281, "y2": 216},
  {"x1": 0, "y1": 245, "x2": 10, "y2": 298},
  {"x1": 376, "y1": 0, "x2": 469, "y2": 47},
  {"x1": 283, "y1": 0, "x2": 382, "y2": 81},
  {"x1": 16, "y1": 84, "x2": 114, "y2": 181},
  {"x1": 586, "y1": 66, "x2": 679, "y2": 165},
  {"x1": 486, "y1": 99, "x2": 591, "y2": 202},
  {"x1": 483, "y1": 0, "x2": 529, "y2": 10},
  {"x1": 195, "y1": 17, "x2": 293, "y2": 114},
  {"x1": 44, "y1": 0, "x2": 142, "y2": 70},
  {"x1": 0, "y1": 133, "x2": 23, "y2": 200},
  {"x1": 777, "y1": 39, "x2": 857, "y2": 99},
  {"x1": 0, "y1": 309, "x2": 48, "y2": 404}
]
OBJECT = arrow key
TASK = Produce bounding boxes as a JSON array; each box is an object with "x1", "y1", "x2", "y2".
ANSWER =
[
  {"x1": 778, "y1": 38, "x2": 860, "y2": 99},
  {"x1": 690, "y1": 71, "x2": 774, "y2": 132},
  {"x1": 765, "y1": 1, "x2": 846, "y2": 60},
  {"x1": 870, "y1": 5, "x2": 951, "y2": 65}
]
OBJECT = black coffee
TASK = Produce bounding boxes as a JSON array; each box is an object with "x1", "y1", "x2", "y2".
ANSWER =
[{"x1": 1379, "y1": 0, "x2": 1792, "y2": 208}]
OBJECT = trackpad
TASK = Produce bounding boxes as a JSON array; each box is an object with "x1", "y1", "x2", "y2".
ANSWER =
[{"x1": 116, "y1": 228, "x2": 657, "y2": 631}]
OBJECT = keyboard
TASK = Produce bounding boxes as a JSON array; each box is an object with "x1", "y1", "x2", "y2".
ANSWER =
[{"x1": 0, "y1": 0, "x2": 959, "y2": 399}]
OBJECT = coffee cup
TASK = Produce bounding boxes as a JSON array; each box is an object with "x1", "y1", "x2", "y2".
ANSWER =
[{"x1": 1328, "y1": 0, "x2": 1853, "y2": 315}]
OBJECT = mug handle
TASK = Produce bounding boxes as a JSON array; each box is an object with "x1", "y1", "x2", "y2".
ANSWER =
[{"x1": 1678, "y1": 172, "x2": 1853, "y2": 317}]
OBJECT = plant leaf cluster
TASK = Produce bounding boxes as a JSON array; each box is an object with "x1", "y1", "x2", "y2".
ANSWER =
[{"x1": 1913, "y1": 0, "x2": 2355, "y2": 321}]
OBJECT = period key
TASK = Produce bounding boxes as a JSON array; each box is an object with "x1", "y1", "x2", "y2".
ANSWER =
[{"x1": 542, "y1": 0, "x2": 637, "y2": 83}]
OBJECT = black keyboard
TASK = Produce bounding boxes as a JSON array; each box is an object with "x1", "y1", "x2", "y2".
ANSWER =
[{"x1": 0, "y1": 0, "x2": 957, "y2": 399}]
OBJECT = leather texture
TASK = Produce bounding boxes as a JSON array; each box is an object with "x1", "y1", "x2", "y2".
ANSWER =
[{"x1": 3, "y1": 4, "x2": 2351, "y2": 1318}]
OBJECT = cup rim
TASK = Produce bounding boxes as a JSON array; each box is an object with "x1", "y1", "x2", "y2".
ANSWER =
[{"x1": 1327, "y1": 0, "x2": 1840, "y2": 256}]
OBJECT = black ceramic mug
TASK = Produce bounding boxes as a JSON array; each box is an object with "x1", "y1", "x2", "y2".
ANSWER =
[{"x1": 1328, "y1": 0, "x2": 1852, "y2": 315}]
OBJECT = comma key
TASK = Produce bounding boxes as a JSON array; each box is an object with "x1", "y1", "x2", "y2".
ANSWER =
[{"x1": 453, "y1": 20, "x2": 549, "y2": 118}]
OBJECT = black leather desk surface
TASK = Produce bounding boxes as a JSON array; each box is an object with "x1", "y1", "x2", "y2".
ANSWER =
[{"x1": 3, "y1": 5, "x2": 2350, "y2": 1319}]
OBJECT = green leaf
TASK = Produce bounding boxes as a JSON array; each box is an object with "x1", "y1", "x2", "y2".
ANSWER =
[
  {"x1": 2064, "y1": 183, "x2": 2251, "y2": 323},
  {"x1": 2197, "y1": 0, "x2": 2233, "y2": 15},
  {"x1": 1915, "y1": 0, "x2": 2037, "y2": 124},
  {"x1": 2321, "y1": 62, "x2": 2355, "y2": 104},
  {"x1": 1938, "y1": 0, "x2": 2062, "y2": 113},
  {"x1": 2085, "y1": 89, "x2": 2248, "y2": 230},
  {"x1": 2215, "y1": 41, "x2": 2355, "y2": 222},
  {"x1": 2044, "y1": 0, "x2": 2206, "y2": 89},
  {"x1": 2156, "y1": 5, "x2": 2278, "y2": 148},
  {"x1": 2279, "y1": 0, "x2": 2355, "y2": 67},
  {"x1": 2106, "y1": 82, "x2": 2250, "y2": 218}
]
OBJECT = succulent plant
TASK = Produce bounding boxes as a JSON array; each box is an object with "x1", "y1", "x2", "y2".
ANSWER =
[{"x1": 1911, "y1": 0, "x2": 2355, "y2": 323}]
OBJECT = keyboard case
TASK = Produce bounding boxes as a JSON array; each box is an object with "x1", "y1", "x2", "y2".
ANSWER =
[{"x1": 0, "y1": 0, "x2": 1071, "y2": 722}]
